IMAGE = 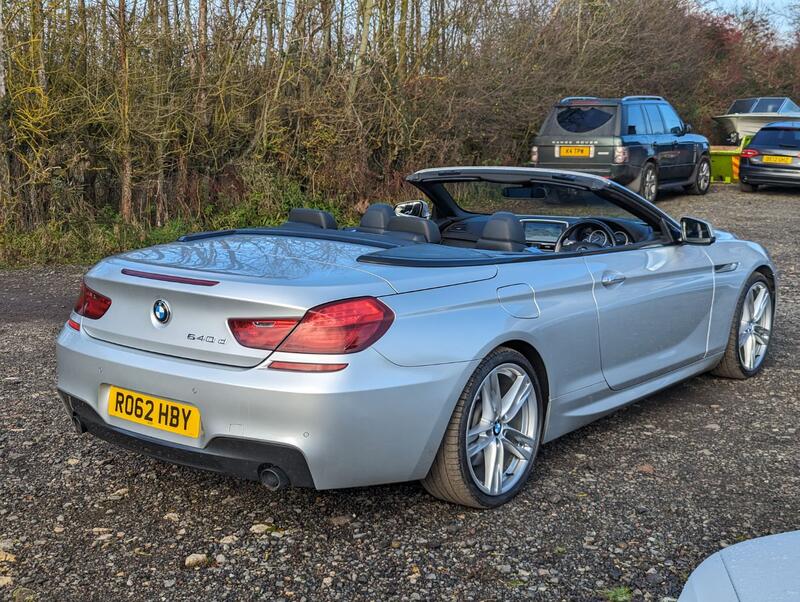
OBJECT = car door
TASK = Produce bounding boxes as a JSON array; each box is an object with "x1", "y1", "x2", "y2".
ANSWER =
[
  {"x1": 658, "y1": 103, "x2": 695, "y2": 179},
  {"x1": 642, "y1": 103, "x2": 678, "y2": 180},
  {"x1": 621, "y1": 103, "x2": 654, "y2": 171},
  {"x1": 584, "y1": 243, "x2": 714, "y2": 390}
]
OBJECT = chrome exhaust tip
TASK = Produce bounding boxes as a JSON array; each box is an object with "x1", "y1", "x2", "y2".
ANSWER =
[{"x1": 258, "y1": 466, "x2": 288, "y2": 491}]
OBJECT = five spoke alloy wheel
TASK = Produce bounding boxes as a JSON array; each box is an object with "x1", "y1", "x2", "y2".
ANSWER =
[
  {"x1": 465, "y1": 364, "x2": 537, "y2": 496},
  {"x1": 422, "y1": 347, "x2": 543, "y2": 508},
  {"x1": 713, "y1": 272, "x2": 775, "y2": 379},
  {"x1": 738, "y1": 281, "x2": 772, "y2": 372}
]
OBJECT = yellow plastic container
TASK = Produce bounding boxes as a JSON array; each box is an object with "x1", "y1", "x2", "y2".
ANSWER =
[{"x1": 710, "y1": 135, "x2": 752, "y2": 183}]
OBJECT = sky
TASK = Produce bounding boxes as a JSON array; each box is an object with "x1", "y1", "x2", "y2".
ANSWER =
[{"x1": 711, "y1": 0, "x2": 797, "y2": 37}]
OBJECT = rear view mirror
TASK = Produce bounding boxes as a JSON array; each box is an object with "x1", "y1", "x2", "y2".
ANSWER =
[
  {"x1": 394, "y1": 200, "x2": 430, "y2": 219},
  {"x1": 680, "y1": 216, "x2": 715, "y2": 245},
  {"x1": 502, "y1": 186, "x2": 548, "y2": 199}
]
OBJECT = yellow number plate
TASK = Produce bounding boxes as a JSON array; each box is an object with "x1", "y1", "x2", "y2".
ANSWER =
[
  {"x1": 108, "y1": 386, "x2": 201, "y2": 438},
  {"x1": 762, "y1": 155, "x2": 793, "y2": 164},
  {"x1": 559, "y1": 145, "x2": 591, "y2": 158}
]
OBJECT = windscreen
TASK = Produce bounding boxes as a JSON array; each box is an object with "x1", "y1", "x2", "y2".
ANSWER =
[
  {"x1": 728, "y1": 99, "x2": 756, "y2": 114},
  {"x1": 443, "y1": 181, "x2": 638, "y2": 220},
  {"x1": 752, "y1": 128, "x2": 800, "y2": 148},
  {"x1": 543, "y1": 105, "x2": 617, "y2": 135},
  {"x1": 753, "y1": 98, "x2": 786, "y2": 112}
]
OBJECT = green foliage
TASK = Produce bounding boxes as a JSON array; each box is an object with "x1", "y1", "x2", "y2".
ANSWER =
[
  {"x1": 0, "y1": 172, "x2": 355, "y2": 267},
  {"x1": 603, "y1": 586, "x2": 633, "y2": 602}
]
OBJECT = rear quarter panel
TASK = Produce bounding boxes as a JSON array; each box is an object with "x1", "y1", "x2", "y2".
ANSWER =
[{"x1": 373, "y1": 256, "x2": 605, "y2": 401}]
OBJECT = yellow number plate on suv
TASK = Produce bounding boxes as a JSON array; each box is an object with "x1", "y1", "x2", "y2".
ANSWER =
[
  {"x1": 559, "y1": 145, "x2": 591, "y2": 158},
  {"x1": 108, "y1": 386, "x2": 201, "y2": 438},
  {"x1": 762, "y1": 155, "x2": 793, "y2": 164}
]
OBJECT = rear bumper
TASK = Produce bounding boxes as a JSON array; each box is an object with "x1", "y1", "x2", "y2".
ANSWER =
[
  {"x1": 535, "y1": 162, "x2": 639, "y2": 185},
  {"x1": 740, "y1": 163, "x2": 800, "y2": 186},
  {"x1": 56, "y1": 325, "x2": 476, "y2": 489},
  {"x1": 63, "y1": 393, "x2": 315, "y2": 486}
]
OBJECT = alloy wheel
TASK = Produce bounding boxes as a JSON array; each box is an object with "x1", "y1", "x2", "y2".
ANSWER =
[
  {"x1": 697, "y1": 160, "x2": 711, "y2": 192},
  {"x1": 643, "y1": 166, "x2": 658, "y2": 201},
  {"x1": 738, "y1": 281, "x2": 773, "y2": 371},
  {"x1": 465, "y1": 363, "x2": 538, "y2": 496}
]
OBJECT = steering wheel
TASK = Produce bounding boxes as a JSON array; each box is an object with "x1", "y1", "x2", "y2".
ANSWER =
[{"x1": 554, "y1": 218, "x2": 618, "y2": 253}]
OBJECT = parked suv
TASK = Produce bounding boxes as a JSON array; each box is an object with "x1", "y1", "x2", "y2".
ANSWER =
[{"x1": 531, "y1": 96, "x2": 711, "y2": 202}]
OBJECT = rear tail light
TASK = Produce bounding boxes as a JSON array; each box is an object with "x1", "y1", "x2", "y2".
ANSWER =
[
  {"x1": 228, "y1": 318, "x2": 299, "y2": 350},
  {"x1": 73, "y1": 280, "x2": 112, "y2": 319},
  {"x1": 530, "y1": 146, "x2": 539, "y2": 165},
  {"x1": 67, "y1": 318, "x2": 81, "y2": 331},
  {"x1": 278, "y1": 297, "x2": 394, "y2": 354},
  {"x1": 741, "y1": 148, "x2": 759, "y2": 158},
  {"x1": 230, "y1": 297, "x2": 394, "y2": 355},
  {"x1": 613, "y1": 146, "x2": 629, "y2": 164}
]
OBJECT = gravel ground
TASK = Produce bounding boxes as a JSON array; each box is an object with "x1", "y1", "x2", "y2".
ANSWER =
[{"x1": 1, "y1": 185, "x2": 798, "y2": 601}]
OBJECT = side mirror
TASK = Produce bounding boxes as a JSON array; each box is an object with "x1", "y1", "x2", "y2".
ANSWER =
[
  {"x1": 680, "y1": 216, "x2": 715, "y2": 245},
  {"x1": 394, "y1": 200, "x2": 431, "y2": 219},
  {"x1": 684, "y1": 123, "x2": 693, "y2": 134}
]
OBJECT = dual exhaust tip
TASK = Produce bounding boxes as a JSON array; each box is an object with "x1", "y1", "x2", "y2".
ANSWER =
[{"x1": 72, "y1": 412, "x2": 289, "y2": 492}]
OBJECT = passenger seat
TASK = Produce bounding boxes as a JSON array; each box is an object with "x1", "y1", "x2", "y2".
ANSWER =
[
  {"x1": 281, "y1": 208, "x2": 338, "y2": 230},
  {"x1": 385, "y1": 215, "x2": 441, "y2": 244},
  {"x1": 476, "y1": 212, "x2": 527, "y2": 252},
  {"x1": 356, "y1": 204, "x2": 395, "y2": 235}
]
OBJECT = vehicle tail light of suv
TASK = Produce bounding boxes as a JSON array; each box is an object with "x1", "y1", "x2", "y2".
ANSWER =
[
  {"x1": 741, "y1": 148, "x2": 760, "y2": 159},
  {"x1": 229, "y1": 296, "x2": 395, "y2": 360},
  {"x1": 73, "y1": 280, "x2": 112, "y2": 320},
  {"x1": 530, "y1": 146, "x2": 539, "y2": 165},
  {"x1": 613, "y1": 146, "x2": 629, "y2": 164}
]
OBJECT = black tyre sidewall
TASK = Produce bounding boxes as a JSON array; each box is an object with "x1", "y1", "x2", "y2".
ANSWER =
[
  {"x1": 734, "y1": 274, "x2": 774, "y2": 377},
  {"x1": 457, "y1": 349, "x2": 543, "y2": 508}
]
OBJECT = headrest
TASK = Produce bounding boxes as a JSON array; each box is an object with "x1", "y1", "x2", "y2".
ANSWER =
[
  {"x1": 476, "y1": 212, "x2": 527, "y2": 252},
  {"x1": 357, "y1": 204, "x2": 395, "y2": 234},
  {"x1": 285, "y1": 208, "x2": 338, "y2": 230},
  {"x1": 385, "y1": 215, "x2": 441, "y2": 244}
]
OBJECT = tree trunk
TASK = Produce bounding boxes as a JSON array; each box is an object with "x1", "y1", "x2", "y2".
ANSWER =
[{"x1": 118, "y1": 0, "x2": 133, "y2": 223}]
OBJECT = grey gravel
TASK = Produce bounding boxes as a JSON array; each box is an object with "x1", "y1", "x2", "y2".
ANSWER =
[{"x1": 1, "y1": 185, "x2": 799, "y2": 600}]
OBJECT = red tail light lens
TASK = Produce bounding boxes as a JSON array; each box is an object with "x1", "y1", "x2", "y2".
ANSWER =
[
  {"x1": 277, "y1": 297, "x2": 394, "y2": 354},
  {"x1": 73, "y1": 281, "x2": 112, "y2": 319},
  {"x1": 268, "y1": 361, "x2": 348, "y2": 373},
  {"x1": 741, "y1": 148, "x2": 759, "y2": 158},
  {"x1": 228, "y1": 318, "x2": 299, "y2": 350}
]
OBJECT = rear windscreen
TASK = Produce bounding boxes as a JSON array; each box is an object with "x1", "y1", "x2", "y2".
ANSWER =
[
  {"x1": 544, "y1": 106, "x2": 617, "y2": 135},
  {"x1": 752, "y1": 128, "x2": 800, "y2": 148}
]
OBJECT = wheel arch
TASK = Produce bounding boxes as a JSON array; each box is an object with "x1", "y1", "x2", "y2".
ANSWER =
[
  {"x1": 497, "y1": 339, "x2": 550, "y2": 425},
  {"x1": 754, "y1": 264, "x2": 776, "y2": 294}
]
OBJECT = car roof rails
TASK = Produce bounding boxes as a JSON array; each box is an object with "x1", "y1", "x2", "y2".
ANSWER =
[
  {"x1": 559, "y1": 96, "x2": 599, "y2": 103},
  {"x1": 621, "y1": 95, "x2": 665, "y2": 102}
]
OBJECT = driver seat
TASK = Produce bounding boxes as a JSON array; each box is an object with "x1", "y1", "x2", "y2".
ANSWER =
[{"x1": 476, "y1": 212, "x2": 527, "y2": 252}]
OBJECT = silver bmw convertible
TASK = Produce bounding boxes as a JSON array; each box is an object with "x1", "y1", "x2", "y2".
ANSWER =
[{"x1": 56, "y1": 167, "x2": 776, "y2": 508}]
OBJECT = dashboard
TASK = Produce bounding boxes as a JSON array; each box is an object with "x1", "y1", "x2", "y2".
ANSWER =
[{"x1": 442, "y1": 215, "x2": 652, "y2": 250}]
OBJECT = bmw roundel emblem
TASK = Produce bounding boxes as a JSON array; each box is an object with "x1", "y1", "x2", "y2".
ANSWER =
[{"x1": 153, "y1": 300, "x2": 171, "y2": 324}]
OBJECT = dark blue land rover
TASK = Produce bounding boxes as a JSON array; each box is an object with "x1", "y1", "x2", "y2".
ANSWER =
[{"x1": 531, "y1": 96, "x2": 711, "y2": 202}]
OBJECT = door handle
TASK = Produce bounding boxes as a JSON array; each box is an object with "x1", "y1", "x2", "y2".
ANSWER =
[{"x1": 601, "y1": 272, "x2": 626, "y2": 287}]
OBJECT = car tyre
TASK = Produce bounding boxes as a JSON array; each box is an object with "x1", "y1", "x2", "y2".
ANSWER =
[
  {"x1": 685, "y1": 157, "x2": 711, "y2": 195},
  {"x1": 739, "y1": 181, "x2": 758, "y2": 192},
  {"x1": 639, "y1": 162, "x2": 658, "y2": 202},
  {"x1": 422, "y1": 347, "x2": 543, "y2": 508},
  {"x1": 712, "y1": 272, "x2": 774, "y2": 379}
]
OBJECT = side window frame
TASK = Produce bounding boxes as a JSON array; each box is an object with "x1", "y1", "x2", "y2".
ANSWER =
[
  {"x1": 657, "y1": 103, "x2": 684, "y2": 136},
  {"x1": 624, "y1": 103, "x2": 650, "y2": 136},
  {"x1": 643, "y1": 103, "x2": 665, "y2": 135}
]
